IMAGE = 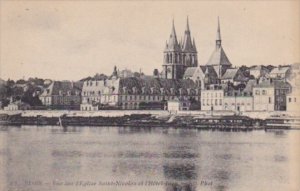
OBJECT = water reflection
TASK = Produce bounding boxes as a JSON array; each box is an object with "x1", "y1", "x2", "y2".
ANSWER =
[{"x1": 0, "y1": 126, "x2": 297, "y2": 191}]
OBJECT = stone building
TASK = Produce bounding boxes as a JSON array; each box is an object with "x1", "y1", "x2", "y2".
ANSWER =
[
  {"x1": 201, "y1": 86, "x2": 224, "y2": 111},
  {"x1": 269, "y1": 66, "x2": 291, "y2": 80},
  {"x1": 286, "y1": 89, "x2": 300, "y2": 112},
  {"x1": 220, "y1": 68, "x2": 248, "y2": 85},
  {"x1": 162, "y1": 18, "x2": 198, "y2": 79},
  {"x1": 81, "y1": 66, "x2": 202, "y2": 110},
  {"x1": 80, "y1": 66, "x2": 120, "y2": 110},
  {"x1": 223, "y1": 93, "x2": 253, "y2": 112},
  {"x1": 39, "y1": 81, "x2": 82, "y2": 110},
  {"x1": 253, "y1": 80, "x2": 275, "y2": 111},
  {"x1": 274, "y1": 81, "x2": 291, "y2": 111}
]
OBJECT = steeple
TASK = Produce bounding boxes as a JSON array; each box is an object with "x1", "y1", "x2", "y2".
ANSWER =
[
  {"x1": 216, "y1": 16, "x2": 222, "y2": 49},
  {"x1": 193, "y1": 38, "x2": 197, "y2": 51},
  {"x1": 182, "y1": 16, "x2": 195, "y2": 52},
  {"x1": 165, "y1": 19, "x2": 181, "y2": 51},
  {"x1": 186, "y1": 16, "x2": 190, "y2": 32}
]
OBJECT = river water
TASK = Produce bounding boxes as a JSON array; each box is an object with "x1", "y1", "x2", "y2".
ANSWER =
[{"x1": 0, "y1": 126, "x2": 299, "y2": 191}]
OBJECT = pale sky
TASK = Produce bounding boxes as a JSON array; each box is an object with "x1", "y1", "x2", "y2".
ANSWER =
[{"x1": 0, "y1": 1, "x2": 299, "y2": 81}]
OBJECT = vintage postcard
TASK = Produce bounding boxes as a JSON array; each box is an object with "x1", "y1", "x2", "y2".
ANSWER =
[{"x1": 0, "y1": 0, "x2": 299, "y2": 191}]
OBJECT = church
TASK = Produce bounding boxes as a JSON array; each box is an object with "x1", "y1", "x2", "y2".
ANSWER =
[{"x1": 161, "y1": 17, "x2": 233, "y2": 84}]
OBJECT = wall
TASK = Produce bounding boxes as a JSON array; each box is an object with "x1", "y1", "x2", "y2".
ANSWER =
[
  {"x1": 201, "y1": 89, "x2": 224, "y2": 111},
  {"x1": 253, "y1": 87, "x2": 274, "y2": 111},
  {"x1": 223, "y1": 96, "x2": 253, "y2": 111}
]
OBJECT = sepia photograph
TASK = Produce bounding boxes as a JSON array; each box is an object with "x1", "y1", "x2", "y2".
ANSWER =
[{"x1": 0, "y1": 0, "x2": 299, "y2": 190}]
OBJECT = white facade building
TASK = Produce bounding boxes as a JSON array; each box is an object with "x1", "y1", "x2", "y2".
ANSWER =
[
  {"x1": 286, "y1": 89, "x2": 300, "y2": 112},
  {"x1": 223, "y1": 95, "x2": 253, "y2": 112},
  {"x1": 201, "y1": 89, "x2": 224, "y2": 111},
  {"x1": 253, "y1": 83, "x2": 274, "y2": 111}
]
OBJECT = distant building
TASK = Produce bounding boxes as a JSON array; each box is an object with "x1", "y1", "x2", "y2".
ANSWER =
[
  {"x1": 39, "y1": 81, "x2": 82, "y2": 110},
  {"x1": 183, "y1": 65, "x2": 220, "y2": 90},
  {"x1": 253, "y1": 80, "x2": 274, "y2": 111},
  {"x1": 220, "y1": 68, "x2": 248, "y2": 85},
  {"x1": 274, "y1": 81, "x2": 291, "y2": 111},
  {"x1": 4, "y1": 100, "x2": 30, "y2": 111},
  {"x1": 167, "y1": 97, "x2": 191, "y2": 112},
  {"x1": 80, "y1": 66, "x2": 120, "y2": 110},
  {"x1": 249, "y1": 65, "x2": 269, "y2": 79},
  {"x1": 269, "y1": 66, "x2": 291, "y2": 80},
  {"x1": 81, "y1": 66, "x2": 201, "y2": 110},
  {"x1": 118, "y1": 69, "x2": 134, "y2": 78},
  {"x1": 201, "y1": 86, "x2": 224, "y2": 111},
  {"x1": 223, "y1": 92, "x2": 253, "y2": 112},
  {"x1": 286, "y1": 89, "x2": 300, "y2": 112}
]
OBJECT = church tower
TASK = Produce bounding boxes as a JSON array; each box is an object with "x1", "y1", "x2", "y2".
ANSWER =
[
  {"x1": 181, "y1": 17, "x2": 198, "y2": 68},
  {"x1": 206, "y1": 17, "x2": 232, "y2": 78},
  {"x1": 162, "y1": 20, "x2": 183, "y2": 79}
]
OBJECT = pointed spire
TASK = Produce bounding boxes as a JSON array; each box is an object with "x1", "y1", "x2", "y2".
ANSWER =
[
  {"x1": 186, "y1": 16, "x2": 190, "y2": 31},
  {"x1": 182, "y1": 16, "x2": 195, "y2": 52},
  {"x1": 216, "y1": 16, "x2": 221, "y2": 41},
  {"x1": 166, "y1": 19, "x2": 180, "y2": 51},
  {"x1": 216, "y1": 16, "x2": 222, "y2": 49},
  {"x1": 193, "y1": 38, "x2": 197, "y2": 51}
]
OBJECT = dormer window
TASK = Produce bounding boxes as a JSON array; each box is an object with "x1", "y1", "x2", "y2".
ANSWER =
[
  {"x1": 160, "y1": 88, "x2": 164, "y2": 95},
  {"x1": 59, "y1": 90, "x2": 63, "y2": 96},
  {"x1": 187, "y1": 88, "x2": 191, "y2": 95},
  {"x1": 133, "y1": 87, "x2": 137, "y2": 94},
  {"x1": 142, "y1": 87, "x2": 146, "y2": 94},
  {"x1": 170, "y1": 88, "x2": 175, "y2": 95},
  {"x1": 67, "y1": 91, "x2": 71, "y2": 96},
  {"x1": 150, "y1": 87, "x2": 154, "y2": 94},
  {"x1": 123, "y1": 87, "x2": 127, "y2": 94},
  {"x1": 179, "y1": 88, "x2": 183, "y2": 96}
]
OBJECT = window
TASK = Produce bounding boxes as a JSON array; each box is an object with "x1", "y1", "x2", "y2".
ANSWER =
[
  {"x1": 289, "y1": 98, "x2": 292, "y2": 102},
  {"x1": 215, "y1": 99, "x2": 218, "y2": 105},
  {"x1": 262, "y1": 90, "x2": 266, "y2": 95},
  {"x1": 219, "y1": 99, "x2": 222, "y2": 105},
  {"x1": 295, "y1": 98, "x2": 297, "y2": 102},
  {"x1": 269, "y1": 97, "x2": 272, "y2": 104},
  {"x1": 255, "y1": 90, "x2": 260, "y2": 95}
]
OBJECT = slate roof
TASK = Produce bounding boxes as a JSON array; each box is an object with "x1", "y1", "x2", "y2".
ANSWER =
[
  {"x1": 254, "y1": 80, "x2": 273, "y2": 88},
  {"x1": 200, "y1": 65, "x2": 218, "y2": 76},
  {"x1": 270, "y1": 66, "x2": 290, "y2": 76},
  {"x1": 181, "y1": 17, "x2": 197, "y2": 53},
  {"x1": 40, "y1": 81, "x2": 82, "y2": 96},
  {"x1": 118, "y1": 77, "x2": 199, "y2": 95},
  {"x1": 244, "y1": 79, "x2": 257, "y2": 93},
  {"x1": 206, "y1": 46, "x2": 232, "y2": 67},
  {"x1": 183, "y1": 67, "x2": 197, "y2": 78},
  {"x1": 165, "y1": 21, "x2": 181, "y2": 52},
  {"x1": 221, "y1": 68, "x2": 238, "y2": 79}
]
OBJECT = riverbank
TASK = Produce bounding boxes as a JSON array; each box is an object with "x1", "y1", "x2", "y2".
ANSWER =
[{"x1": 1, "y1": 110, "x2": 299, "y2": 130}]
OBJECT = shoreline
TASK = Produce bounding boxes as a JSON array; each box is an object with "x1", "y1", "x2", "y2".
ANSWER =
[{"x1": 1, "y1": 110, "x2": 299, "y2": 130}]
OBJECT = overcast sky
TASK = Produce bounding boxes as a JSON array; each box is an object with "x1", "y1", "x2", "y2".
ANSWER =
[{"x1": 0, "y1": 1, "x2": 299, "y2": 81}]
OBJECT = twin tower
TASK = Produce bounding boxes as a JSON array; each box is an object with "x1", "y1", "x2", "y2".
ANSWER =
[
  {"x1": 162, "y1": 17, "x2": 227, "y2": 80},
  {"x1": 162, "y1": 17, "x2": 198, "y2": 79}
]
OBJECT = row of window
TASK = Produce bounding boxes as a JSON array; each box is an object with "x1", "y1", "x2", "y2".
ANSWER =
[
  {"x1": 201, "y1": 92, "x2": 223, "y2": 98},
  {"x1": 255, "y1": 89, "x2": 268, "y2": 95},
  {"x1": 202, "y1": 99, "x2": 223, "y2": 106},
  {"x1": 288, "y1": 97, "x2": 297, "y2": 103}
]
